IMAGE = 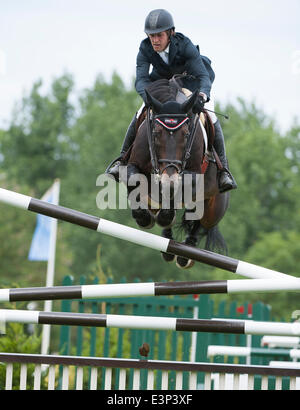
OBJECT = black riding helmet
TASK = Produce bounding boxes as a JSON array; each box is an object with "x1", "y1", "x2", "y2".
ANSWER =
[{"x1": 144, "y1": 9, "x2": 175, "y2": 35}]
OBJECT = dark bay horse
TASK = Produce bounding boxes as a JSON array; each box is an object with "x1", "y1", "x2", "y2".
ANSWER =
[{"x1": 123, "y1": 78, "x2": 229, "y2": 268}]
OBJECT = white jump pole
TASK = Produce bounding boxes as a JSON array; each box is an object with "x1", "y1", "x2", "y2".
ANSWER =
[
  {"x1": 0, "y1": 279, "x2": 300, "y2": 303},
  {"x1": 1, "y1": 309, "x2": 300, "y2": 337},
  {"x1": 0, "y1": 188, "x2": 297, "y2": 281}
]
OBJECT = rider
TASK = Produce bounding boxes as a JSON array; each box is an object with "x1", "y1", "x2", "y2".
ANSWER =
[{"x1": 106, "y1": 9, "x2": 237, "y2": 193}]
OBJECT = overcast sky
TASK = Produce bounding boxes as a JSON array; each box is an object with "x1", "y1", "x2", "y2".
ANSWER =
[{"x1": 1, "y1": 0, "x2": 299, "y2": 132}]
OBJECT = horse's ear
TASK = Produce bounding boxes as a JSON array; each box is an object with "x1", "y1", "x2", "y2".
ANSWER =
[
  {"x1": 145, "y1": 89, "x2": 163, "y2": 113},
  {"x1": 181, "y1": 90, "x2": 199, "y2": 113}
]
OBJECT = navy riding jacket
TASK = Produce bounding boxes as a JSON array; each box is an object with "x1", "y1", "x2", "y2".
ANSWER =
[{"x1": 135, "y1": 32, "x2": 215, "y2": 102}]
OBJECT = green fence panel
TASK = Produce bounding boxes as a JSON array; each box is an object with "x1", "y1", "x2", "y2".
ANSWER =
[
  {"x1": 227, "y1": 301, "x2": 238, "y2": 364},
  {"x1": 76, "y1": 275, "x2": 86, "y2": 356}
]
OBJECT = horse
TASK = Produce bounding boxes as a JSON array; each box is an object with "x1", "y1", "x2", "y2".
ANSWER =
[{"x1": 122, "y1": 78, "x2": 229, "y2": 268}]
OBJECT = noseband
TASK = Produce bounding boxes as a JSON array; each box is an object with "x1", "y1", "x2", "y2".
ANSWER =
[{"x1": 146, "y1": 108, "x2": 199, "y2": 179}]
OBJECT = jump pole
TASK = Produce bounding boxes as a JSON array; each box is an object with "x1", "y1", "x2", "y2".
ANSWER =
[
  {"x1": 1, "y1": 309, "x2": 300, "y2": 336},
  {"x1": 207, "y1": 345, "x2": 300, "y2": 360},
  {"x1": 0, "y1": 188, "x2": 296, "y2": 281},
  {"x1": 1, "y1": 279, "x2": 300, "y2": 303}
]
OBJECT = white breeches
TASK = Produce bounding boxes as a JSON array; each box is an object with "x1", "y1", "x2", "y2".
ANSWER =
[{"x1": 204, "y1": 96, "x2": 217, "y2": 124}]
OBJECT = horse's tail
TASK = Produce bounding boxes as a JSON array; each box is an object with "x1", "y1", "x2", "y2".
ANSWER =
[
  {"x1": 177, "y1": 217, "x2": 228, "y2": 255},
  {"x1": 204, "y1": 225, "x2": 228, "y2": 255}
]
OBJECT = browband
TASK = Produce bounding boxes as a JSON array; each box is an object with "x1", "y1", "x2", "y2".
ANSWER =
[{"x1": 155, "y1": 116, "x2": 189, "y2": 131}]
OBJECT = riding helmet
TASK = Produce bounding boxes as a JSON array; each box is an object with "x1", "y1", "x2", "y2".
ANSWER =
[{"x1": 144, "y1": 9, "x2": 175, "y2": 34}]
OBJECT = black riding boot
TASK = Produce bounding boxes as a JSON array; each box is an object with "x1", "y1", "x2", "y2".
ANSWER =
[
  {"x1": 213, "y1": 120, "x2": 237, "y2": 193},
  {"x1": 106, "y1": 113, "x2": 137, "y2": 181}
]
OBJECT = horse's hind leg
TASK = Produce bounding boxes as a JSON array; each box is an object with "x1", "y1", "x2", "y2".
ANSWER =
[
  {"x1": 176, "y1": 194, "x2": 229, "y2": 268},
  {"x1": 161, "y1": 228, "x2": 176, "y2": 263}
]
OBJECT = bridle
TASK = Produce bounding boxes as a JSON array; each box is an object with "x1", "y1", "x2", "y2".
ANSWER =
[{"x1": 146, "y1": 107, "x2": 199, "y2": 181}]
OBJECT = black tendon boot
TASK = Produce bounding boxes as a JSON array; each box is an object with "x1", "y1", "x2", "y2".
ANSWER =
[
  {"x1": 213, "y1": 120, "x2": 237, "y2": 193},
  {"x1": 106, "y1": 113, "x2": 137, "y2": 182}
]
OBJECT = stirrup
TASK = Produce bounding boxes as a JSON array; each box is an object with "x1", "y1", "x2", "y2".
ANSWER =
[
  {"x1": 105, "y1": 156, "x2": 123, "y2": 182},
  {"x1": 105, "y1": 156, "x2": 123, "y2": 174}
]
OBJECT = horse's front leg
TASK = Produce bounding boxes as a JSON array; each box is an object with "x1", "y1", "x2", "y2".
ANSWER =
[
  {"x1": 126, "y1": 164, "x2": 155, "y2": 229},
  {"x1": 155, "y1": 208, "x2": 176, "y2": 228},
  {"x1": 131, "y1": 207, "x2": 155, "y2": 229}
]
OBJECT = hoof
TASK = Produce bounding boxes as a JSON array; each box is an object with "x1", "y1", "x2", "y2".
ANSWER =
[
  {"x1": 161, "y1": 252, "x2": 176, "y2": 263},
  {"x1": 136, "y1": 217, "x2": 155, "y2": 229},
  {"x1": 175, "y1": 256, "x2": 195, "y2": 269},
  {"x1": 138, "y1": 220, "x2": 155, "y2": 229},
  {"x1": 155, "y1": 209, "x2": 176, "y2": 228},
  {"x1": 132, "y1": 209, "x2": 155, "y2": 229}
]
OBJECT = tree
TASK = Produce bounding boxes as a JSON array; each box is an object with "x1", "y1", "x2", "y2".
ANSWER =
[
  {"x1": 0, "y1": 73, "x2": 75, "y2": 196},
  {"x1": 225, "y1": 230, "x2": 300, "y2": 319},
  {"x1": 215, "y1": 100, "x2": 300, "y2": 258}
]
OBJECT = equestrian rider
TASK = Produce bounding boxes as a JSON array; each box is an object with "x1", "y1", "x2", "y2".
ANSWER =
[{"x1": 107, "y1": 9, "x2": 237, "y2": 193}]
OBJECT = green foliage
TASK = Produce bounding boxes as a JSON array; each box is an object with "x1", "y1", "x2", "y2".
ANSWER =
[
  {"x1": 0, "y1": 322, "x2": 40, "y2": 353},
  {"x1": 236, "y1": 231, "x2": 300, "y2": 318},
  {"x1": 0, "y1": 320, "x2": 47, "y2": 389},
  {"x1": 0, "y1": 73, "x2": 74, "y2": 196},
  {"x1": 217, "y1": 100, "x2": 300, "y2": 256}
]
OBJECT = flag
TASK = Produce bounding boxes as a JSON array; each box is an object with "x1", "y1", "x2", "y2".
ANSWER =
[
  {"x1": 28, "y1": 182, "x2": 59, "y2": 261},
  {"x1": 27, "y1": 180, "x2": 60, "y2": 356}
]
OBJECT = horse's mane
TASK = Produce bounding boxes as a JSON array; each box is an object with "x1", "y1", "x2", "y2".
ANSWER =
[{"x1": 145, "y1": 79, "x2": 179, "y2": 104}]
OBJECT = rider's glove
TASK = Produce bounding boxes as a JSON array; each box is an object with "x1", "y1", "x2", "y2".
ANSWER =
[{"x1": 192, "y1": 94, "x2": 206, "y2": 114}]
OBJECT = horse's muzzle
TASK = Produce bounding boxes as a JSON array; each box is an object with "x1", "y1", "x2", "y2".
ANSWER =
[
  {"x1": 161, "y1": 171, "x2": 182, "y2": 202},
  {"x1": 158, "y1": 159, "x2": 182, "y2": 176}
]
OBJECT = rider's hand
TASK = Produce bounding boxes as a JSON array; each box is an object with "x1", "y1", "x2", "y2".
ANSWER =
[{"x1": 192, "y1": 95, "x2": 206, "y2": 114}]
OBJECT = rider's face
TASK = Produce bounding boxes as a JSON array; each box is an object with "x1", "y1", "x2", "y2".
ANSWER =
[{"x1": 149, "y1": 31, "x2": 170, "y2": 52}]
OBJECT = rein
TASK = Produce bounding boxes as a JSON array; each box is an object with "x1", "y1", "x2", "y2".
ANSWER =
[
  {"x1": 146, "y1": 107, "x2": 159, "y2": 174},
  {"x1": 181, "y1": 113, "x2": 199, "y2": 171}
]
